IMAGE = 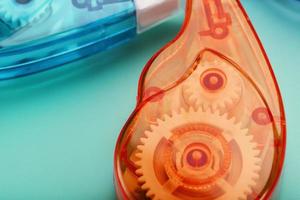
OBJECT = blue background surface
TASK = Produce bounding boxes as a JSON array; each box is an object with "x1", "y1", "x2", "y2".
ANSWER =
[{"x1": 0, "y1": 1, "x2": 299, "y2": 199}]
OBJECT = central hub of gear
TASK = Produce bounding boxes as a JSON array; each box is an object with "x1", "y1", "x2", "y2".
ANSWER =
[
  {"x1": 185, "y1": 145, "x2": 209, "y2": 168},
  {"x1": 164, "y1": 124, "x2": 232, "y2": 191},
  {"x1": 201, "y1": 69, "x2": 226, "y2": 92}
]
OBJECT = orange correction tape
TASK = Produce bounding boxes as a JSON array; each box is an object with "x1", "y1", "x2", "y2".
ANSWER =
[{"x1": 114, "y1": 0, "x2": 286, "y2": 199}]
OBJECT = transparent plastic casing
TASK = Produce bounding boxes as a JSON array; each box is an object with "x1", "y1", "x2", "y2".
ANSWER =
[
  {"x1": 0, "y1": 0, "x2": 136, "y2": 79},
  {"x1": 114, "y1": 0, "x2": 286, "y2": 199}
]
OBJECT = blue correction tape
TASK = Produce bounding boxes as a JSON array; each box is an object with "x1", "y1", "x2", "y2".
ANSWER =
[{"x1": 0, "y1": 0, "x2": 181, "y2": 80}]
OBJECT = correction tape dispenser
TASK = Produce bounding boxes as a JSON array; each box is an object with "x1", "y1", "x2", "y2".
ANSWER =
[
  {"x1": 0, "y1": 0, "x2": 180, "y2": 80},
  {"x1": 114, "y1": 0, "x2": 286, "y2": 199}
]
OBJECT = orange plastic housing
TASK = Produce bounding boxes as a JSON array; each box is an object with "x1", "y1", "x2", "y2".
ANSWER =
[{"x1": 114, "y1": 0, "x2": 286, "y2": 199}]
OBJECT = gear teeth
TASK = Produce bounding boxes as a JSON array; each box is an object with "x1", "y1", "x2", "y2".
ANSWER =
[
  {"x1": 141, "y1": 138, "x2": 147, "y2": 145},
  {"x1": 188, "y1": 94, "x2": 197, "y2": 104},
  {"x1": 141, "y1": 182, "x2": 149, "y2": 190},
  {"x1": 221, "y1": 111, "x2": 230, "y2": 120},
  {"x1": 229, "y1": 116, "x2": 237, "y2": 124},
  {"x1": 179, "y1": 107, "x2": 186, "y2": 114},
  {"x1": 254, "y1": 163, "x2": 262, "y2": 172},
  {"x1": 252, "y1": 149, "x2": 261, "y2": 157},
  {"x1": 144, "y1": 131, "x2": 152, "y2": 138},
  {"x1": 239, "y1": 193, "x2": 247, "y2": 200},
  {"x1": 163, "y1": 113, "x2": 172, "y2": 120},
  {"x1": 244, "y1": 186, "x2": 252, "y2": 195},
  {"x1": 150, "y1": 124, "x2": 157, "y2": 131},
  {"x1": 136, "y1": 168, "x2": 143, "y2": 175},
  {"x1": 250, "y1": 178, "x2": 258, "y2": 186},
  {"x1": 135, "y1": 160, "x2": 142, "y2": 168},
  {"x1": 134, "y1": 108, "x2": 261, "y2": 199},
  {"x1": 202, "y1": 103, "x2": 210, "y2": 112},
  {"x1": 188, "y1": 106, "x2": 196, "y2": 113},
  {"x1": 251, "y1": 173, "x2": 259, "y2": 180},
  {"x1": 236, "y1": 121, "x2": 244, "y2": 130},
  {"x1": 160, "y1": 114, "x2": 167, "y2": 121},
  {"x1": 136, "y1": 143, "x2": 146, "y2": 152},
  {"x1": 156, "y1": 118, "x2": 165, "y2": 125},
  {"x1": 146, "y1": 190, "x2": 155, "y2": 197}
]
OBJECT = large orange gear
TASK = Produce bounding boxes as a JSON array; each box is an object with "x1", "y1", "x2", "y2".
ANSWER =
[{"x1": 135, "y1": 108, "x2": 261, "y2": 200}]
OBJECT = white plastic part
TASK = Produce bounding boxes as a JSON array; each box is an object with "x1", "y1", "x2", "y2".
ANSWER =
[{"x1": 134, "y1": 0, "x2": 181, "y2": 33}]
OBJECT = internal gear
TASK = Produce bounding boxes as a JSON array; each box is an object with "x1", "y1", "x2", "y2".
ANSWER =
[
  {"x1": 135, "y1": 108, "x2": 260, "y2": 200},
  {"x1": 0, "y1": 0, "x2": 52, "y2": 29},
  {"x1": 183, "y1": 60, "x2": 243, "y2": 113},
  {"x1": 142, "y1": 86, "x2": 187, "y2": 124}
]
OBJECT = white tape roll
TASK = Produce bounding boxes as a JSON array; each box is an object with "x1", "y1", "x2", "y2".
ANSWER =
[{"x1": 134, "y1": 0, "x2": 181, "y2": 33}]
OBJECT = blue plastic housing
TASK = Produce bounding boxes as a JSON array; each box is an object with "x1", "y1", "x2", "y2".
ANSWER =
[{"x1": 0, "y1": 0, "x2": 137, "y2": 80}]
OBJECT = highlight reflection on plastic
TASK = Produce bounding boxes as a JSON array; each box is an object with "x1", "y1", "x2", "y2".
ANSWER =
[{"x1": 114, "y1": 0, "x2": 286, "y2": 199}]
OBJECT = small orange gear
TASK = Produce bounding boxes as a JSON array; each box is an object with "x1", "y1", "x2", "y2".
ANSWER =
[{"x1": 183, "y1": 60, "x2": 243, "y2": 113}]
